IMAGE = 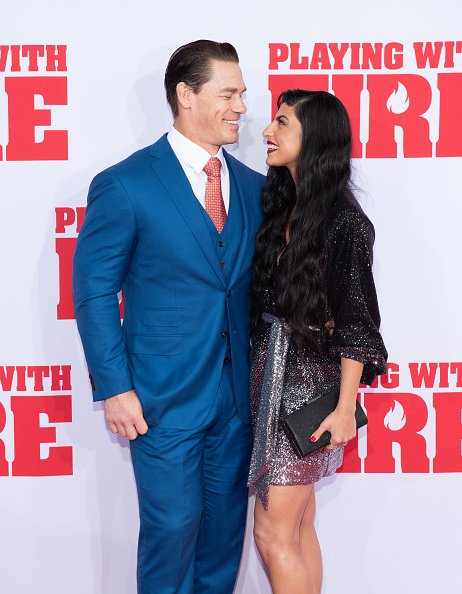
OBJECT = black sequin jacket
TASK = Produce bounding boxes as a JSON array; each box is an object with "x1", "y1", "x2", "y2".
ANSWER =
[{"x1": 324, "y1": 194, "x2": 387, "y2": 385}]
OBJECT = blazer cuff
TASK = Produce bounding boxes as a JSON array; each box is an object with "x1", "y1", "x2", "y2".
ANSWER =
[{"x1": 88, "y1": 369, "x2": 134, "y2": 402}]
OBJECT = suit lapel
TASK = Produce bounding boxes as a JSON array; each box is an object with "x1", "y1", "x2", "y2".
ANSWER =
[
  {"x1": 225, "y1": 151, "x2": 256, "y2": 288},
  {"x1": 149, "y1": 136, "x2": 226, "y2": 287}
]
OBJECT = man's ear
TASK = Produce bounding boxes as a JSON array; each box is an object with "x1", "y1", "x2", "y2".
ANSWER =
[{"x1": 176, "y1": 82, "x2": 193, "y2": 110}]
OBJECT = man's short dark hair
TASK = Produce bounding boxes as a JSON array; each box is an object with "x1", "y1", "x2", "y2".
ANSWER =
[{"x1": 164, "y1": 40, "x2": 239, "y2": 117}]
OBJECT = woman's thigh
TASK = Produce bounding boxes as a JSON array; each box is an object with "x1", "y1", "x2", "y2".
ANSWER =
[{"x1": 254, "y1": 484, "x2": 314, "y2": 542}]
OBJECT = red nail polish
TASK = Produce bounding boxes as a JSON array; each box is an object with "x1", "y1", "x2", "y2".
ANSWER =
[{"x1": 310, "y1": 436, "x2": 316, "y2": 442}]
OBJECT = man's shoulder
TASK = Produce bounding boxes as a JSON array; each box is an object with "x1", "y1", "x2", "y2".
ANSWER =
[{"x1": 95, "y1": 134, "x2": 169, "y2": 180}]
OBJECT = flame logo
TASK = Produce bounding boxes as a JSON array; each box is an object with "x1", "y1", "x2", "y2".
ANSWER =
[
  {"x1": 384, "y1": 400, "x2": 406, "y2": 431},
  {"x1": 386, "y1": 82, "x2": 410, "y2": 114}
]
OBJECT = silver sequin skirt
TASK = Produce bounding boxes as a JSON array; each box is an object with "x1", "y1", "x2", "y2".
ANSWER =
[{"x1": 248, "y1": 316, "x2": 344, "y2": 509}]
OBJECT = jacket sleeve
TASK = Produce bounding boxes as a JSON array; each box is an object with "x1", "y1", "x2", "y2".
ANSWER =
[
  {"x1": 73, "y1": 171, "x2": 136, "y2": 400},
  {"x1": 327, "y1": 210, "x2": 388, "y2": 385}
]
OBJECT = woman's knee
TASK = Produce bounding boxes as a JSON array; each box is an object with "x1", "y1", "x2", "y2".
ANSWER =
[
  {"x1": 301, "y1": 487, "x2": 317, "y2": 527},
  {"x1": 253, "y1": 515, "x2": 296, "y2": 563},
  {"x1": 253, "y1": 485, "x2": 313, "y2": 559},
  {"x1": 253, "y1": 518, "x2": 270, "y2": 557}
]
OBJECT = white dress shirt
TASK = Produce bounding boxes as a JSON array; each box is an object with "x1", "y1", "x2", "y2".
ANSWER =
[{"x1": 167, "y1": 126, "x2": 230, "y2": 214}]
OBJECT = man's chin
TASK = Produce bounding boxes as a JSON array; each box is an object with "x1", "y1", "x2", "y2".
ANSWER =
[{"x1": 223, "y1": 133, "x2": 239, "y2": 146}]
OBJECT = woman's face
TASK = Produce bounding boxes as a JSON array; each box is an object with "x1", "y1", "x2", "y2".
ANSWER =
[{"x1": 262, "y1": 102, "x2": 302, "y2": 179}]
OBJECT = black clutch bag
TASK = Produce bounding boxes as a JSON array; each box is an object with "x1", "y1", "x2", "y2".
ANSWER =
[{"x1": 281, "y1": 386, "x2": 368, "y2": 457}]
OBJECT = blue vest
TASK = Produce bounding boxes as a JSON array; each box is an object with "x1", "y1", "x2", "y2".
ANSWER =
[{"x1": 199, "y1": 167, "x2": 244, "y2": 361}]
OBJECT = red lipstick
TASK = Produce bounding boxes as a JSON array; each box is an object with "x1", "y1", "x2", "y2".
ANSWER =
[{"x1": 267, "y1": 141, "x2": 278, "y2": 154}]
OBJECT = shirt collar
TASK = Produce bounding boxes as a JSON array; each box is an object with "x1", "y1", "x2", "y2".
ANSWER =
[{"x1": 168, "y1": 126, "x2": 227, "y2": 176}]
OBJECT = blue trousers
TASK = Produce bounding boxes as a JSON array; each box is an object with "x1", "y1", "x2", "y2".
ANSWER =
[{"x1": 130, "y1": 364, "x2": 252, "y2": 594}]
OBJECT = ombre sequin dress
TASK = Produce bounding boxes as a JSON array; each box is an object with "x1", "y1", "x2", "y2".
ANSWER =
[{"x1": 248, "y1": 195, "x2": 388, "y2": 509}]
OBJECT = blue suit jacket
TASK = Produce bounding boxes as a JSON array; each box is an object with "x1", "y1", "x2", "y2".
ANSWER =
[{"x1": 73, "y1": 134, "x2": 265, "y2": 429}]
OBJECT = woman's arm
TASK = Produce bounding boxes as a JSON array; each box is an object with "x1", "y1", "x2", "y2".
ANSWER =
[
  {"x1": 310, "y1": 357, "x2": 363, "y2": 448},
  {"x1": 327, "y1": 207, "x2": 387, "y2": 385}
]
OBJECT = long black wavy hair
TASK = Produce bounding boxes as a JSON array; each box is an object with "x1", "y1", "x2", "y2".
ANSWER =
[{"x1": 251, "y1": 89, "x2": 354, "y2": 350}]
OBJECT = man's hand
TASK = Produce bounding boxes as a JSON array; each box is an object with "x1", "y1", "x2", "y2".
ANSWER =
[{"x1": 104, "y1": 390, "x2": 148, "y2": 440}]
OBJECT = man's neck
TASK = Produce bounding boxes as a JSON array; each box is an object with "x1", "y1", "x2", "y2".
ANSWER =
[{"x1": 172, "y1": 121, "x2": 219, "y2": 156}]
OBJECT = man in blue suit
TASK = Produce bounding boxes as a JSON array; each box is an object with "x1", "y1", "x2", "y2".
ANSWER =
[{"x1": 73, "y1": 40, "x2": 265, "y2": 594}]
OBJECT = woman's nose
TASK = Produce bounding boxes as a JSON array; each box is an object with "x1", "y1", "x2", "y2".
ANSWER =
[{"x1": 262, "y1": 123, "x2": 272, "y2": 138}]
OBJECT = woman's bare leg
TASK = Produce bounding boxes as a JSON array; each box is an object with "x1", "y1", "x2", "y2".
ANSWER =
[
  {"x1": 253, "y1": 484, "x2": 321, "y2": 594},
  {"x1": 299, "y1": 487, "x2": 322, "y2": 593}
]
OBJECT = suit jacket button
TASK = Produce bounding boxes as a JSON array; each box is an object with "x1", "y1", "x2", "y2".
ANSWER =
[
  {"x1": 218, "y1": 241, "x2": 225, "y2": 247},
  {"x1": 220, "y1": 262, "x2": 226, "y2": 268},
  {"x1": 227, "y1": 290, "x2": 232, "y2": 297},
  {"x1": 222, "y1": 331, "x2": 229, "y2": 338}
]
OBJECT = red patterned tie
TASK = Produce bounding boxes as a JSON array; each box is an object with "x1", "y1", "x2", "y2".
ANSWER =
[{"x1": 203, "y1": 157, "x2": 227, "y2": 233}]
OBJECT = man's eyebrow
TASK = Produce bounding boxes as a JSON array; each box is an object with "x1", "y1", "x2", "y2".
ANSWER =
[{"x1": 219, "y1": 87, "x2": 247, "y2": 93}]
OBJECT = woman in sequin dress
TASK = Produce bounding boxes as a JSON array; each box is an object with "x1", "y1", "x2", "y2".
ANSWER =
[{"x1": 247, "y1": 90, "x2": 387, "y2": 594}]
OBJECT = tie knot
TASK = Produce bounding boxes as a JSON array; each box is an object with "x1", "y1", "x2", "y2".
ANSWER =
[{"x1": 203, "y1": 157, "x2": 221, "y2": 178}]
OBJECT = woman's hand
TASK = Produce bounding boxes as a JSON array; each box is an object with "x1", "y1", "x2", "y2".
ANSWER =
[
  {"x1": 310, "y1": 357, "x2": 364, "y2": 449},
  {"x1": 310, "y1": 407, "x2": 357, "y2": 450}
]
